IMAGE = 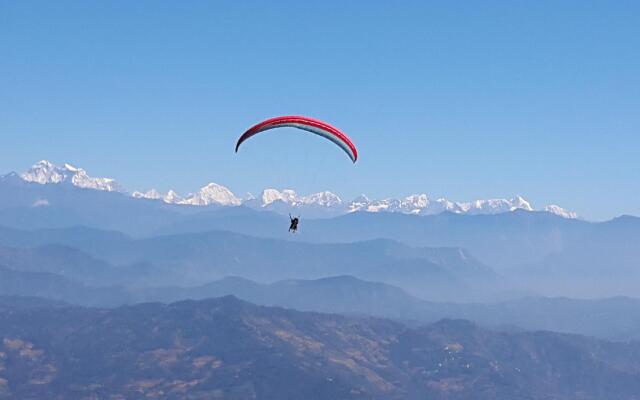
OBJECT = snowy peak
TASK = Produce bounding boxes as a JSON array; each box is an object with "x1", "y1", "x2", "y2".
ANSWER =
[
  {"x1": 545, "y1": 205, "x2": 578, "y2": 219},
  {"x1": 240, "y1": 188, "x2": 346, "y2": 217},
  {"x1": 301, "y1": 191, "x2": 342, "y2": 206},
  {"x1": 511, "y1": 195, "x2": 533, "y2": 211},
  {"x1": 255, "y1": 188, "x2": 342, "y2": 208},
  {"x1": 132, "y1": 184, "x2": 240, "y2": 206},
  {"x1": 21, "y1": 160, "x2": 125, "y2": 192},
  {"x1": 163, "y1": 190, "x2": 183, "y2": 204},
  {"x1": 181, "y1": 183, "x2": 241, "y2": 206},
  {"x1": 21, "y1": 160, "x2": 66, "y2": 184},
  {"x1": 260, "y1": 189, "x2": 299, "y2": 206},
  {"x1": 132, "y1": 189, "x2": 162, "y2": 200}
]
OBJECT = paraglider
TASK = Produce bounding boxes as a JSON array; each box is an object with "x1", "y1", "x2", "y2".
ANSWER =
[
  {"x1": 236, "y1": 115, "x2": 358, "y2": 233},
  {"x1": 235, "y1": 115, "x2": 358, "y2": 163},
  {"x1": 288, "y1": 214, "x2": 299, "y2": 233}
]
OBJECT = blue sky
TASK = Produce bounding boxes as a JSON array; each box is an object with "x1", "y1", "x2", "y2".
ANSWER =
[{"x1": 1, "y1": 1, "x2": 638, "y2": 220}]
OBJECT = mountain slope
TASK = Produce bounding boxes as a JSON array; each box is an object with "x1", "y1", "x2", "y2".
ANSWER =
[
  {"x1": 0, "y1": 177, "x2": 188, "y2": 235},
  {"x1": 140, "y1": 275, "x2": 425, "y2": 319},
  {"x1": 0, "y1": 265, "x2": 129, "y2": 306},
  {"x1": 507, "y1": 215, "x2": 640, "y2": 297},
  {"x1": 0, "y1": 245, "x2": 134, "y2": 286}
]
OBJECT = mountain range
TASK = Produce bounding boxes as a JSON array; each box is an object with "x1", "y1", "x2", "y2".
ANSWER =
[
  {"x1": 0, "y1": 166, "x2": 638, "y2": 299},
  {"x1": 1, "y1": 158, "x2": 640, "y2": 398},
  {"x1": 16, "y1": 160, "x2": 577, "y2": 218}
]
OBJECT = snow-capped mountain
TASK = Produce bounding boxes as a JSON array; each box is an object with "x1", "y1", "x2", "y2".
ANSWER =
[
  {"x1": 132, "y1": 189, "x2": 183, "y2": 204},
  {"x1": 180, "y1": 183, "x2": 241, "y2": 206},
  {"x1": 544, "y1": 205, "x2": 579, "y2": 219},
  {"x1": 21, "y1": 160, "x2": 125, "y2": 192},
  {"x1": 253, "y1": 189, "x2": 342, "y2": 208},
  {"x1": 163, "y1": 190, "x2": 183, "y2": 204},
  {"x1": 21, "y1": 161, "x2": 240, "y2": 207},
  {"x1": 348, "y1": 194, "x2": 452, "y2": 215},
  {"x1": 457, "y1": 196, "x2": 534, "y2": 215},
  {"x1": 247, "y1": 189, "x2": 546, "y2": 218},
  {"x1": 132, "y1": 189, "x2": 162, "y2": 200},
  {"x1": 133, "y1": 184, "x2": 240, "y2": 206},
  {"x1": 260, "y1": 189, "x2": 299, "y2": 206},
  {"x1": 243, "y1": 189, "x2": 345, "y2": 218},
  {"x1": 13, "y1": 160, "x2": 578, "y2": 218}
]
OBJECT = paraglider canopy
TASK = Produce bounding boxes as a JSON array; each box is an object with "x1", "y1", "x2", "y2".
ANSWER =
[{"x1": 235, "y1": 115, "x2": 358, "y2": 163}]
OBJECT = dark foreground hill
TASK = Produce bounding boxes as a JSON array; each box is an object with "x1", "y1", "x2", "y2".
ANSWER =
[{"x1": 1, "y1": 297, "x2": 640, "y2": 400}]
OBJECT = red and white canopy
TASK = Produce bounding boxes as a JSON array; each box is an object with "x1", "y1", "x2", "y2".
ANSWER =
[{"x1": 235, "y1": 115, "x2": 358, "y2": 163}]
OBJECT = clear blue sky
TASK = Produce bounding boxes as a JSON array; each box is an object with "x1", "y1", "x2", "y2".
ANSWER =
[{"x1": 1, "y1": 1, "x2": 638, "y2": 220}]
